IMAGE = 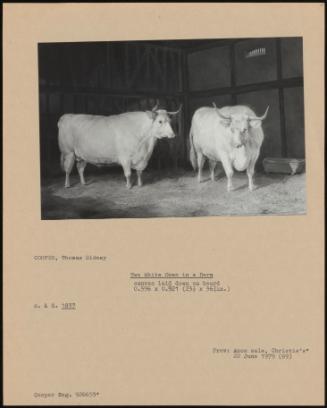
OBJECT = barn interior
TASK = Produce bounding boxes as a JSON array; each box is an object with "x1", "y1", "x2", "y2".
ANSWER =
[{"x1": 39, "y1": 37, "x2": 306, "y2": 219}]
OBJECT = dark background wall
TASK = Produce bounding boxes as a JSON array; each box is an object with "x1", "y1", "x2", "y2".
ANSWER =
[{"x1": 38, "y1": 37, "x2": 304, "y2": 180}]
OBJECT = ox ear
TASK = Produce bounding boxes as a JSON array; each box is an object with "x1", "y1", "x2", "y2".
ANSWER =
[
  {"x1": 146, "y1": 110, "x2": 157, "y2": 120},
  {"x1": 249, "y1": 119, "x2": 262, "y2": 129}
]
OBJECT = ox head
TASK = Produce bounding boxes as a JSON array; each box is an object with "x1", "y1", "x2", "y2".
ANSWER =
[
  {"x1": 212, "y1": 103, "x2": 269, "y2": 149},
  {"x1": 146, "y1": 100, "x2": 182, "y2": 139}
]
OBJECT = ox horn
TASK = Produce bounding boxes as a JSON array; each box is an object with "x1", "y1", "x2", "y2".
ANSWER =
[
  {"x1": 152, "y1": 99, "x2": 160, "y2": 112},
  {"x1": 249, "y1": 105, "x2": 270, "y2": 121},
  {"x1": 212, "y1": 102, "x2": 231, "y2": 120},
  {"x1": 167, "y1": 104, "x2": 182, "y2": 115}
]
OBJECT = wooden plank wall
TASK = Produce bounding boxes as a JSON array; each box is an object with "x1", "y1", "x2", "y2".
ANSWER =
[{"x1": 39, "y1": 42, "x2": 185, "y2": 178}]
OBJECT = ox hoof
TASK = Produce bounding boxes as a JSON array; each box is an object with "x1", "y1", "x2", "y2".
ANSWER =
[
  {"x1": 249, "y1": 184, "x2": 257, "y2": 192},
  {"x1": 126, "y1": 184, "x2": 132, "y2": 189},
  {"x1": 227, "y1": 186, "x2": 235, "y2": 192},
  {"x1": 138, "y1": 183, "x2": 143, "y2": 187},
  {"x1": 65, "y1": 185, "x2": 70, "y2": 188}
]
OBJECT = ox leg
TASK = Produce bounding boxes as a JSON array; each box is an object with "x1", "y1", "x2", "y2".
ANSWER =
[
  {"x1": 63, "y1": 153, "x2": 75, "y2": 188},
  {"x1": 209, "y1": 160, "x2": 217, "y2": 181},
  {"x1": 137, "y1": 170, "x2": 143, "y2": 187},
  {"x1": 247, "y1": 156, "x2": 259, "y2": 192},
  {"x1": 220, "y1": 155, "x2": 234, "y2": 192},
  {"x1": 122, "y1": 162, "x2": 132, "y2": 189},
  {"x1": 197, "y1": 153, "x2": 205, "y2": 183},
  {"x1": 76, "y1": 160, "x2": 87, "y2": 185}
]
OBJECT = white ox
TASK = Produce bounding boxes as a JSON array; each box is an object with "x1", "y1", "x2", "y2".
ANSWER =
[
  {"x1": 189, "y1": 103, "x2": 269, "y2": 191},
  {"x1": 58, "y1": 103, "x2": 181, "y2": 189}
]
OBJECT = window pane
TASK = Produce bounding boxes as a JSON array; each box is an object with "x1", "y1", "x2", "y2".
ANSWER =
[
  {"x1": 281, "y1": 38, "x2": 303, "y2": 78},
  {"x1": 188, "y1": 46, "x2": 231, "y2": 91},
  {"x1": 237, "y1": 89, "x2": 281, "y2": 161},
  {"x1": 235, "y1": 38, "x2": 277, "y2": 85},
  {"x1": 284, "y1": 87, "x2": 305, "y2": 158}
]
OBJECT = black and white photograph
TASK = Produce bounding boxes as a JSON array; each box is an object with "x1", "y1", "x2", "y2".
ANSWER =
[{"x1": 39, "y1": 37, "x2": 306, "y2": 219}]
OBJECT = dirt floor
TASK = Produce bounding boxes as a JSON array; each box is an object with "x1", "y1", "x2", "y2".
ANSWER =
[{"x1": 41, "y1": 168, "x2": 306, "y2": 219}]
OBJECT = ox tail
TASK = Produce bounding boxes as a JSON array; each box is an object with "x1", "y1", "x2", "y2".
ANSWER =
[{"x1": 189, "y1": 124, "x2": 197, "y2": 170}]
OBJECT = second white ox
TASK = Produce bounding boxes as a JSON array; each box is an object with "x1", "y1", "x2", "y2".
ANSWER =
[
  {"x1": 58, "y1": 103, "x2": 181, "y2": 189},
  {"x1": 189, "y1": 103, "x2": 269, "y2": 191}
]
